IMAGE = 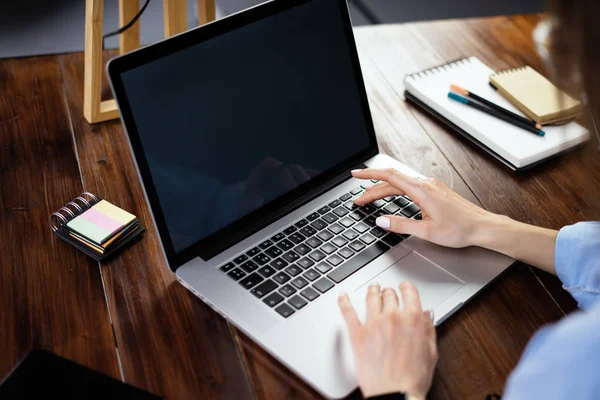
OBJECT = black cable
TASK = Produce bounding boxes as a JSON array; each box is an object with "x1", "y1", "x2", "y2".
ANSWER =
[{"x1": 102, "y1": 0, "x2": 151, "y2": 50}]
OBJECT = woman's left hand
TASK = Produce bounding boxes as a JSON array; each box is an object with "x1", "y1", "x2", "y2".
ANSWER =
[{"x1": 338, "y1": 281, "x2": 438, "y2": 399}]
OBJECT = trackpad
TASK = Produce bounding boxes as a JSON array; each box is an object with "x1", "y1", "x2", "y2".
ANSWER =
[{"x1": 354, "y1": 251, "x2": 465, "y2": 312}]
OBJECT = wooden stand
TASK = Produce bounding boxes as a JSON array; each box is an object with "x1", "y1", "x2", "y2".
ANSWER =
[{"x1": 83, "y1": 0, "x2": 216, "y2": 124}]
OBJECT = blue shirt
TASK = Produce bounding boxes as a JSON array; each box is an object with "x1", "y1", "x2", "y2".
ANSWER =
[{"x1": 503, "y1": 222, "x2": 600, "y2": 399}]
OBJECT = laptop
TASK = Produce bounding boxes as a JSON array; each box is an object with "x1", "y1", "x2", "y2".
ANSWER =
[{"x1": 107, "y1": 0, "x2": 514, "y2": 397}]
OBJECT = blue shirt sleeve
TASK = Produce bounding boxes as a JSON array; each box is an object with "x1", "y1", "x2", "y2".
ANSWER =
[
  {"x1": 502, "y1": 222, "x2": 600, "y2": 399},
  {"x1": 554, "y1": 222, "x2": 600, "y2": 310}
]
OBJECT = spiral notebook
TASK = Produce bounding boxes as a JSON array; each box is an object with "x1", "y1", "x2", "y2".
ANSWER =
[
  {"x1": 49, "y1": 193, "x2": 145, "y2": 261},
  {"x1": 404, "y1": 57, "x2": 589, "y2": 171}
]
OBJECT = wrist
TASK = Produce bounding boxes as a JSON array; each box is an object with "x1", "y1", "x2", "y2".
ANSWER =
[{"x1": 470, "y1": 212, "x2": 520, "y2": 253}]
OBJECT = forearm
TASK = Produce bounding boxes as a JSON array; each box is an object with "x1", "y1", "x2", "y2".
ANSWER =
[{"x1": 473, "y1": 214, "x2": 558, "y2": 275}]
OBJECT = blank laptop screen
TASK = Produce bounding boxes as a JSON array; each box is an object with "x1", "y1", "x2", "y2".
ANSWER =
[{"x1": 120, "y1": 0, "x2": 373, "y2": 254}]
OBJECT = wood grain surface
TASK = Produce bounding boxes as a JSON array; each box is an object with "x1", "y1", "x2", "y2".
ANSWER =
[{"x1": 1, "y1": 13, "x2": 593, "y2": 400}]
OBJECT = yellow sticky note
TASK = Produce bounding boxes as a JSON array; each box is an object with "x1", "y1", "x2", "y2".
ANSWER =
[{"x1": 92, "y1": 200, "x2": 136, "y2": 226}]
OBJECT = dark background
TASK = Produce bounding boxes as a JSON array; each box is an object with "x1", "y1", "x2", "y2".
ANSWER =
[{"x1": 0, "y1": 0, "x2": 545, "y2": 59}]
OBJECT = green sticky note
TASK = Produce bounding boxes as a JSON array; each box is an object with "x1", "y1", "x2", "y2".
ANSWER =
[{"x1": 67, "y1": 215, "x2": 112, "y2": 245}]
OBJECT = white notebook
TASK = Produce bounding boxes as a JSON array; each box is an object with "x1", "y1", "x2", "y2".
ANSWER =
[{"x1": 404, "y1": 57, "x2": 589, "y2": 170}]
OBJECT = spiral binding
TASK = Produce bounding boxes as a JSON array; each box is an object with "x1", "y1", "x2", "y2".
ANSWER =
[
  {"x1": 490, "y1": 66, "x2": 528, "y2": 78},
  {"x1": 49, "y1": 192, "x2": 101, "y2": 232},
  {"x1": 405, "y1": 57, "x2": 471, "y2": 81}
]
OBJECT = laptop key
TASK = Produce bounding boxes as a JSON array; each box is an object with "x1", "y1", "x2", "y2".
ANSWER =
[
  {"x1": 339, "y1": 193, "x2": 352, "y2": 202},
  {"x1": 258, "y1": 266, "x2": 276, "y2": 278},
  {"x1": 295, "y1": 219, "x2": 309, "y2": 228},
  {"x1": 370, "y1": 227, "x2": 387, "y2": 238},
  {"x1": 278, "y1": 284, "x2": 296, "y2": 297},
  {"x1": 306, "y1": 212, "x2": 320, "y2": 221},
  {"x1": 349, "y1": 210, "x2": 366, "y2": 221},
  {"x1": 259, "y1": 239, "x2": 273, "y2": 249},
  {"x1": 303, "y1": 268, "x2": 321, "y2": 281},
  {"x1": 328, "y1": 199, "x2": 342, "y2": 208},
  {"x1": 322, "y1": 213, "x2": 338, "y2": 224},
  {"x1": 364, "y1": 215, "x2": 376, "y2": 227},
  {"x1": 277, "y1": 239, "x2": 294, "y2": 251},
  {"x1": 400, "y1": 203, "x2": 420, "y2": 218},
  {"x1": 383, "y1": 203, "x2": 400, "y2": 214},
  {"x1": 228, "y1": 268, "x2": 246, "y2": 281},
  {"x1": 343, "y1": 201, "x2": 359, "y2": 210},
  {"x1": 265, "y1": 246, "x2": 283, "y2": 258},
  {"x1": 299, "y1": 226, "x2": 317, "y2": 237},
  {"x1": 353, "y1": 222, "x2": 369, "y2": 233},
  {"x1": 333, "y1": 206, "x2": 349, "y2": 217},
  {"x1": 382, "y1": 233, "x2": 404, "y2": 247},
  {"x1": 328, "y1": 241, "x2": 390, "y2": 283},
  {"x1": 311, "y1": 219, "x2": 328, "y2": 230},
  {"x1": 372, "y1": 199, "x2": 386, "y2": 208},
  {"x1": 339, "y1": 217, "x2": 355, "y2": 228},
  {"x1": 332, "y1": 236, "x2": 349, "y2": 248},
  {"x1": 275, "y1": 303, "x2": 295, "y2": 318},
  {"x1": 289, "y1": 232, "x2": 306, "y2": 244},
  {"x1": 320, "y1": 243, "x2": 337, "y2": 254},
  {"x1": 308, "y1": 250, "x2": 326, "y2": 262},
  {"x1": 247, "y1": 247, "x2": 261, "y2": 257},
  {"x1": 350, "y1": 187, "x2": 363, "y2": 195},
  {"x1": 240, "y1": 273, "x2": 264, "y2": 289},
  {"x1": 271, "y1": 232, "x2": 285, "y2": 242},
  {"x1": 253, "y1": 253, "x2": 271, "y2": 265},
  {"x1": 339, "y1": 247, "x2": 355, "y2": 259},
  {"x1": 349, "y1": 240, "x2": 366, "y2": 252},
  {"x1": 291, "y1": 276, "x2": 309, "y2": 289},
  {"x1": 220, "y1": 262, "x2": 235, "y2": 272},
  {"x1": 317, "y1": 206, "x2": 331, "y2": 215},
  {"x1": 361, "y1": 181, "x2": 375, "y2": 189},
  {"x1": 263, "y1": 292, "x2": 284, "y2": 307},
  {"x1": 326, "y1": 254, "x2": 344, "y2": 266},
  {"x1": 394, "y1": 196, "x2": 411, "y2": 207},
  {"x1": 270, "y1": 258, "x2": 288, "y2": 270},
  {"x1": 373, "y1": 210, "x2": 386, "y2": 218},
  {"x1": 328, "y1": 223, "x2": 344, "y2": 235},
  {"x1": 342, "y1": 229, "x2": 359, "y2": 240},
  {"x1": 295, "y1": 244, "x2": 311, "y2": 255},
  {"x1": 300, "y1": 287, "x2": 320, "y2": 301},
  {"x1": 273, "y1": 271, "x2": 291, "y2": 284},
  {"x1": 317, "y1": 230, "x2": 334, "y2": 241},
  {"x1": 360, "y1": 204, "x2": 376, "y2": 214},
  {"x1": 313, "y1": 277, "x2": 335, "y2": 293},
  {"x1": 306, "y1": 237, "x2": 323, "y2": 248},
  {"x1": 383, "y1": 196, "x2": 396, "y2": 202},
  {"x1": 297, "y1": 257, "x2": 315, "y2": 269},
  {"x1": 360, "y1": 233, "x2": 377, "y2": 245},
  {"x1": 315, "y1": 262, "x2": 332, "y2": 274},
  {"x1": 283, "y1": 226, "x2": 297, "y2": 235},
  {"x1": 282, "y1": 250, "x2": 300, "y2": 263},
  {"x1": 414, "y1": 213, "x2": 422, "y2": 220},
  {"x1": 234, "y1": 254, "x2": 248, "y2": 264},
  {"x1": 241, "y1": 260, "x2": 259, "y2": 273},
  {"x1": 288, "y1": 295, "x2": 308, "y2": 310},
  {"x1": 285, "y1": 264, "x2": 302, "y2": 276},
  {"x1": 251, "y1": 279, "x2": 277, "y2": 298}
]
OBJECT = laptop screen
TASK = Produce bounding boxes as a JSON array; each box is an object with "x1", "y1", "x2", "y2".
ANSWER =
[{"x1": 114, "y1": 0, "x2": 376, "y2": 264}]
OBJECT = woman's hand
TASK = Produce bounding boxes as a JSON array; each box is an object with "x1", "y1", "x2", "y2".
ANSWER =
[
  {"x1": 352, "y1": 168, "x2": 494, "y2": 248},
  {"x1": 339, "y1": 282, "x2": 437, "y2": 399}
]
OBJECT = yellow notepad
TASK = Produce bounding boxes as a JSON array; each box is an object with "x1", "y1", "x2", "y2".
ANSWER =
[{"x1": 489, "y1": 66, "x2": 582, "y2": 125}]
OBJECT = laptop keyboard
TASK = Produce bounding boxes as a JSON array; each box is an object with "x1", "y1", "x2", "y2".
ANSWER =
[{"x1": 219, "y1": 180, "x2": 422, "y2": 318}]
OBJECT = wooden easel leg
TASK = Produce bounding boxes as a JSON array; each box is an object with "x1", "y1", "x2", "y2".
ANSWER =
[
  {"x1": 197, "y1": 0, "x2": 216, "y2": 25},
  {"x1": 84, "y1": 0, "x2": 120, "y2": 124},
  {"x1": 163, "y1": 0, "x2": 188, "y2": 37},
  {"x1": 119, "y1": 0, "x2": 141, "y2": 54}
]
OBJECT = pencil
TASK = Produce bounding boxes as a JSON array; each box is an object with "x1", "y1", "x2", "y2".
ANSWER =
[
  {"x1": 450, "y1": 84, "x2": 542, "y2": 130},
  {"x1": 448, "y1": 92, "x2": 545, "y2": 137}
]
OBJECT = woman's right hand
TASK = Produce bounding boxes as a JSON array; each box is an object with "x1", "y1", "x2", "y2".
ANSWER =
[{"x1": 352, "y1": 168, "x2": 497, "y2": 249}]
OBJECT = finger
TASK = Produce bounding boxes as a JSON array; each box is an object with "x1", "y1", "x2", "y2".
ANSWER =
[
  {"x1": 338, "y1": 293, "x2": 362, "y2": 342},
  {"x1": 365, "y1": 181, "x2": 387, "y2": 191},
  {"x1": 354, "y1": 183, "x2": 402, "y2": 205},
  {"x1": 375, "y1": 215, "x2": 432, "y2": 238},
  {"x1": 399, "y1": 281, "x2": 422, "y2": 312},
  {"x1": 366, "y1": 282, "x2": 382, "y2": 321},
  {"x1": 352, "y1": 168, "x2": 421, "y2": 199},
  {"x1": 381, "y1": 287, "x2": 399, "y2": 313}
]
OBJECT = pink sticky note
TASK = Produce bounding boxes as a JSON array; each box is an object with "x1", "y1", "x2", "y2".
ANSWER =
[{"x1": 81, "y1": 207, "x2": 123, "y2": 234}]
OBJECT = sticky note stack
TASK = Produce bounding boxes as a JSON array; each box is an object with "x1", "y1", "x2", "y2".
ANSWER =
[{"x1": 66, "y1": 200, "x2": 141, "y2": 255}]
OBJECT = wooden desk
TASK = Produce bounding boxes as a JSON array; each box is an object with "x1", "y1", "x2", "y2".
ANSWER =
[{"x1": 2, "y1": 14, "x2": 597, "y2": 399}]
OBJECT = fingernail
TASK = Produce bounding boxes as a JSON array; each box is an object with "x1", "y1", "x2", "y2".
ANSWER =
[
  {"x1": 376, "y1": 216, "x2": 391, "y2": 229},
  {"x1": 338, "y1": 291, "x2": 347, "y2": 298},
  {"x1": 369, "y1": 281, "x2": 380, "y2": 288},
  {"x1": 351, "y1": 169, "x2": 362, "y2": 173}
]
